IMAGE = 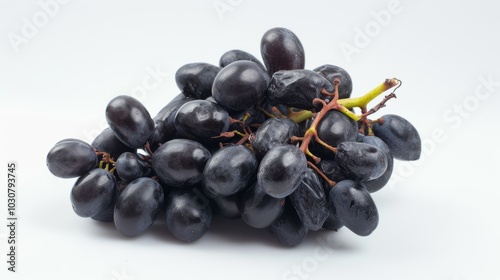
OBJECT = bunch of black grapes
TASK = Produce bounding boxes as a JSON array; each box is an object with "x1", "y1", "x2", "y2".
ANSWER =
[{"x1": 46, "y1": 27, "x2": 421, "y2": 246}]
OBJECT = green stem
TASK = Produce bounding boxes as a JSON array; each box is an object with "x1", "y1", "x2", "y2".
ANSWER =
[{"x1": 337, "y1": 78, "x2": 400, "y2": 109}]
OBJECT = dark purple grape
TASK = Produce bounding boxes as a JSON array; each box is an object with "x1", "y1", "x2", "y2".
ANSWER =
[
  {"x1": 219, "y1": 49, "x2": 265, "y2": 71},
  {"x1": 91, "y1": 184, "x2": 121, "y2": 223},
  {"x1": 105, "y1": 95, "x2": 154, "y2": 149},
  {"x1": 238, "y1": 182, "x2": 285, "y2": 228},
  {"x1": 204, "y1": 189, "x2": 240, "y2": 219},
  {"x1": 152, "y1": 139, "x2": 211, "y2": 188},
  {"x1": 313, "y1": 64, "x2": 353, "y2": 99},
  {"x1": 359, "y1": 135, "x2": 394, "y2": 193},
  {"x1": 165, "y1": 187, "x2": 212, "y2": 242},
  {"x1": 150, "y1": 93, "x2": 195, "y2": 151},
  {"x1": 115, "y1": 152, "x2": 149, "y2": 182},
  {"x1": 322, "y1": 206, "x2": 344, "y2": 231},
  {"x1": 372, "y1": 114, "x2": 421, "y2": 161},
  {"x1": 335, "y1": 142, "x2": 387, "y2": 182},
  {"x1": 329, "y1": 180, "x2": 378, "y2": 236},
  {"x1": 260, "y1": 27, "x2": 305, "y2": 76},
  {"x1": 289, "y1": 169, "x2": 329, "y2": 231},
  {"x1": 319, "y1": 159, "x2": 348, "y2": 182},
  {"x1": 113, "y1": 177, "x2": 164, "y2": 237},
  {"x1": 70, "y1": 168, "x2": 117, "y2": 218},
  {"x1": 268, "y1": 200, "x2": 308, "y2": 247},
  {"x1": 266, "y1": 69, "x2": 334, "y2": 109},
  {"x1": 92, "y1": 128, "x2": 136, "y2": 160},
  {"x1": 212, "y1": 60, "x2": 269, "y2": 111},
  {"x1": 174, "y1": 99, "x2": 230, "y2": 143},
  {"x1": 47, "y1": 139, "x2": 97, "y2": 178},
  {"x1": 251, "y1": 117, "x2": 299, "y2": 159},
  {"x1": 175, "y1": 63, "x2": 221, "y2": 99},
  {"x1": 313, "y1": 110, "x2": 358, "y2": 159},
  {"x1": 203, "y1": 145, "x2": 257, "y2": 196},
  {"x1": 257, "y1": 144, "x2": 307, "y2": 198}
]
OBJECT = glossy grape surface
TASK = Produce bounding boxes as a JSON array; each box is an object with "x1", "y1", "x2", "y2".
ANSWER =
[
  {"x1": 115, "y1": 152, "x2": 149, "y2": 182},
  {"x1": 105, "y1": 95, "x2": 154, "y2": 149},
  {"x1": 261, "y1": 27, "x2": 305, "y2": 76},
  {"x1": 152, "y1": 139, "x2": 211, "y2": 188},
  {"x1": 238, "y1": 182, "x2": 285, "y2": 228},
  {"x1": 313, "y1": 64, "x2": 353, "y2": 99},
  {"x1": 114, "y1": 177, "x2": 164, "y2": 237},
  {"x1": 175, "y1": 63, "x2": 221, "y2": 99},
  {"x1": 212, "y1": 60, "x2": 269, "y2": 111},
  {"x1": 219, "y1": 49, "x2": 265, "y2": 70},
  {"x1": 335, "y1": 142, "x2": 387, "y2": 182},
  {"x1": 92, "y1": 128, "x2": 136, "y2": 160},
  {"x1": 165, "y1": 188, "x2": 212, "y2": 242},
  {"x1": 359, "y1": 135, "x2": 394, "y2": 192},
  {"x1": 329, "y1": 180, "x2": 378, "y2": 236},
  {"x1": 47, "y1": 140, "x2": 97, "y2": 178},
  {"x1": 251, "y1": 117, "x2": 299, "y2": 159},
  {"x1": 203, "y1": 145, "x2": 257, "y2": 196},
  {"x1": 258, "y1": 144, "x2": 307, "y2": 198},
  {"x1": 70, "y1": 168, "x2": 117, "y2": 218}
]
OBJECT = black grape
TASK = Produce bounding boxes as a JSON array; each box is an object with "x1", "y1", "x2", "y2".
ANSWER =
[
  {"x1": 212, "y1": 60, "x2": 269, "y2": 111},
  {"x1": 205, "y1": 190, "x2": 241, "y2": 219},
  {"x1": 70, "y1": 168, "x2": 117, "y2": 218},
  {"x1": 165, "y1": 187, "x2": 212, "y2": 242},
  {"x1": 335, "y1": 142, "x2": 387, "y2": 182},
  {"x1": 319, "y1": 159, "x2": 348, "y2": 182},
  {"x1": 150, "y1": 93, "x2": 194, "y2": 151},
  {"x1": 266, "y1": 69, "x2": 334, "y2": 109},
  {"x1": 313, "y1": 110, "x2": 358, "y2": 159},
  {"x1": 313, "y1": 64, "x2": 353, "y2": 99},
  {"x1": 322, "y1": 205, "x2": 344, "y2": 231},
  {"x1": 219, "y1": 49, "x2": 265, "y2": 70},
  {"x1": 251, "y1": 117, "x2": 299, "y2": 159},
  {"x1": 257, "y1": 144, "x2": 307, "y2": 198},
  {"x1": 105, "y1": 95, "x2": 154, "y2": 149},
  {"x1": 203, "y1": 145, "x2": 257, "y2": 196},
  {"x1": 261, "y1": 27, "x2": 305, "y2": 76},
  {"x1": 91, "y1": 184, "x2": 121, "y2": 223},
  {"x1": 174, "y1": 99, "x2": 230, "y2": 144},
  {"x1": 268, "y1": 200, "x2": 308, "y2": 247},
  {"x1": 152, "y1": 139, "x2": 211, "y2": 188},
  {"x1": 46, "y1": 139, "x2": 97, "y2": 178},
  {"x1": 329, "y1": 180, "x2": 378, "y2": 236},
  {"x1": 175, "y1": 63, "x2": 221, "y2": 99},
  {"x1": 115, "y1": 152, "x2": 149, "y2": 182},
  {"x1": 372, "y1": 114, "x2": 422, "y2": 161},
  {"x1": 113, "y1": 177, "x2": 164, "y2": 237},
  {"x1": 359, "y1": 135, "x2": 394, "y2": 193},
  {"x1": 92, "y1": 128, "x2": 136, "y2": 160},
  {"x1": 289, "y1": 168, "x2": 329, "y2": 231},
  {"x1": 238, "y1": 182, "x2": 285, "y2": 228}
]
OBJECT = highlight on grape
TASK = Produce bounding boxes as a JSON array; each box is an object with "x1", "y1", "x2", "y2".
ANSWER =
[{"x1": 46, "y1": 27, "x2": 421, "y2": 246}]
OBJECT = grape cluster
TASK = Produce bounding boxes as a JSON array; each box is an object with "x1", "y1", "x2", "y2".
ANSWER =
[{"x1": 46, "y1": 27, "x2": 421, "y2": 247}]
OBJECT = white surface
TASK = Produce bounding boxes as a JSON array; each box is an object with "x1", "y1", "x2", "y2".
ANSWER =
[{"x1": 1, "y1": 0, "x2": 499, "y2": 279}]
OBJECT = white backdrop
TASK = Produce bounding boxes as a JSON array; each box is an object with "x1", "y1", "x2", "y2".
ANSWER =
[{"x1": 1, "y1": 0, "x2": 499, "y2": 279}]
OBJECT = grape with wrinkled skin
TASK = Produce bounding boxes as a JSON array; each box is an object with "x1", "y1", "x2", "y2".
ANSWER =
[
  {"x1": 335, "y1": 141, "x2": 387, "y2": 182},
  {"x1": 238, "y1": 182, "x2": 285, "y2": 228},
  {"x1": 313, "y1": 64, "x2": 353, "y2": 99},
  {"x1": 212, "y1": 60, "x2": 269, "y2": 112},
  {"x1": 329, "y1": 180, "x2": 378, "y2": 236},
  {"x1": 257, "y1": 144, "x2": 307, "y2": 198},
  {"x1": 359, "y1": 135, "x2": 394, "y2": 192},
  {"x1": 372, "y1": 114, "x2": 421, "y2": 161},
  {"x1": 203, "y1": 145, "x2": 257, "y2": 196},
  {"x1": 251, "y1": 118, "x2": 299, "y2": 159},
  {"x1": 47, "y1": 140, "x2": 97, "y2": 178},
  {"x1": 152, "y1": 139, "x2": 211, "y2": 188},
  {"x1": 261, "y1": 27, "x2": 305, "y2": 76},
  {"x1": 289, "y1": 168, "x2": 329, "y2": 231},
  {"x1": 165, "y1": 187, "x2": 212, "y2": 242},
  {"x1": 114, "y1": 177, "x2": 164, "y2": 237},
  {"x1": 175, "y1": 63, "x2": 221, "y2": 99},
  {"x1": 70, "y1": 168, "x2": 117, "y2": 218},
  {"x1": 105, "y1": 95, "x2": 154, "y2": 149},
  {"x1": 266, "y1": 69, "x2": 334, "y2": 110},
  {"x1": 268, "y1": 200, "x2": 308, "y2": 247}
]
